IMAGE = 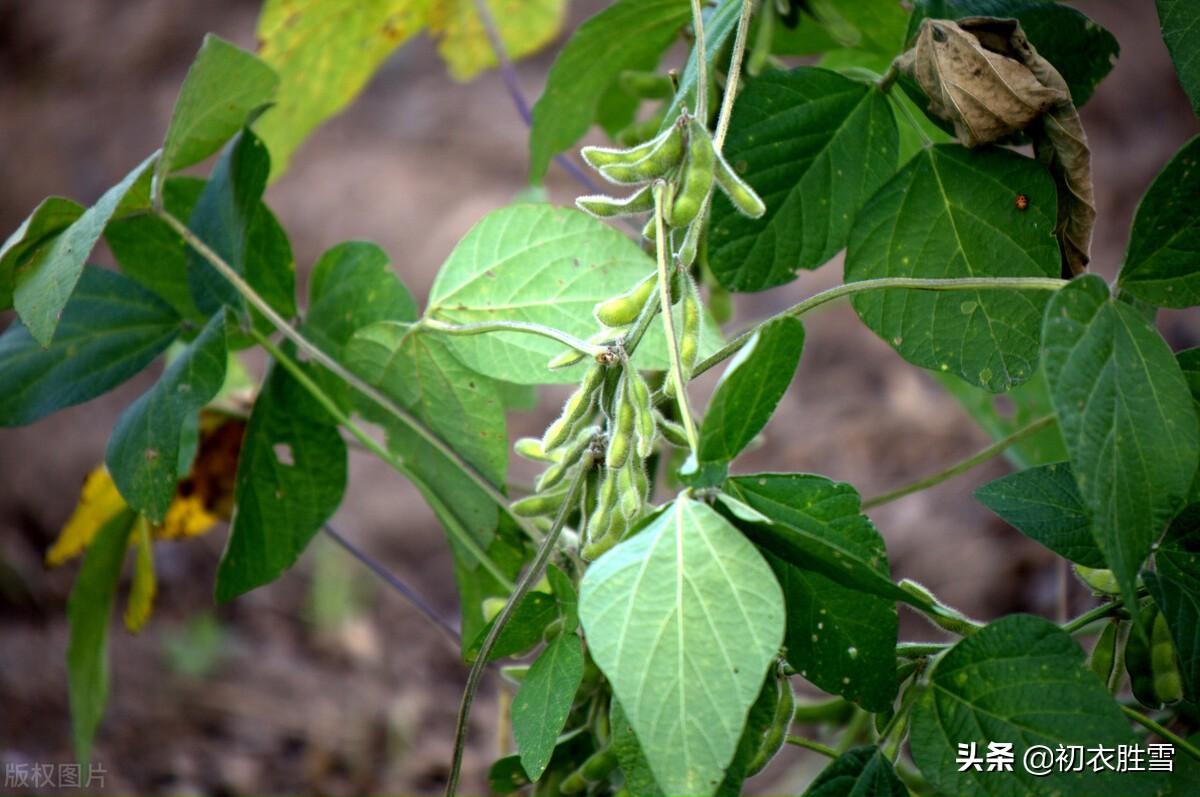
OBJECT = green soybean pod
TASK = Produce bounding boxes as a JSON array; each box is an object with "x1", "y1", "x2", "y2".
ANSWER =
[
  {"x1": 669, "y1": 120, "x2": 715, "y2": 228},
  {"x1": 559, "y1": 747, "x2": 618, "y2": 794},
  {"x1": 1088, "y1": 620, "x2": 1120, "y2": 691},
  {"x1": 628, "y1": 370, "x2": 656, "y2": 459},
  {"x1": 1126, "y1": 612, "x2": 1162, "y2": 708},
  {"x1": 679, "y1": 274, "x2": 702, "y2": 373},
  {"x1": 606, "y1": 386, "x2": 636, "y2": 469},
  {"x1": 581, "y1": 124, "x2": 676, "y2": 168},
  {"x1": 654, "y1": 410, "x2": 690, "y2": 447},
  {"x1": 1151, "y1": 611, "x2": 1183, "y2": 704},
  {"x1": 746, "y1": 670, "x2": 794, "y2": 776},
  {"x1": 511, "y1": 488, "x2": 569, "y2": 518},
  {"x1": 514, "y1": 437, "x2": 556, "y2": 462},
  {"x1": 713, "y1": 147, "x2": 767, "y2": 219},
  {"x1": 575, "y1": 185, "x2": 655, "y2": 219},
  {"x1": 595, "y1": 274, "x2": 655, "y2": 327},
  {"x1": 598, "y1": 121, "x2": 685, "y2": 184},
  {"x1": 542, "y1": 364, "x2": 604, "y2": 451},
  {"x1": 674, "y1": 218, "x2": 701, "y2": 267},
  {"x1": 616, "y1": 459, "x2": 642, "y2": 522},
  {"x1": 641, "y1": 216, "x2": 657, "y2": 241},
  {"x1": 618, "y1": 69, "x2": 676, "y2": 100}
]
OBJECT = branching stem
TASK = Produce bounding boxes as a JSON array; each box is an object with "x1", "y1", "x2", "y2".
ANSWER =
[{"x1": 714, "y1": 0, "x2": 755, "y2": 151}]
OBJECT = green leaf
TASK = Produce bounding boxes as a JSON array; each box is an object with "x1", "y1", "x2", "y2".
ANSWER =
[
  {"x1": 0, "y1": 196, "x2": 83, "y2": 310},
  {"x1": 699, "y1": 316, "x2": 804, "y2": 464},
  {"x1": 0, "y1": 267, "x2": 181, "y2": 427},
  {"x1": 187, "y1": 129, "x2": 296, "y2": 321},
  {"x1": 426, "y1": 203, "x2": 720, "y2": 384},
  {"x1": 451, "y1": 514, "x2": 527, "y2": 647},
  {"x1": 910, "y1": 0, "x2": 1119, "y2": 106},
  {"x1": 659, "y1": 0, "x2": 743, "y2": 126},
  {"x1": 767, "y1": 555, "x2": 897, "y2": 712},
  {"x1": 215, "y1": 359, "x2": 347, "y2": 602},
  {"x1": 1119, "y1": 135, "x2": 1200, "y2": 308},
  {"x1": 578, "y1": 498, "x2": 785, "y2": 797},
  {"x1": 1042, "y1": 274, "x2": 1199, "y2": 615},
  {"x1": 254, "y1": 1, "x2": 425, "y2": 177},
  {"x1": 610, "y1": 699, "x2": 663, "y2": 797},
  {"x1": 723, "y1": 474, "x2": 912, "y2": 605},
  {"x1": 803, "y1": 745, "x2": 906, "y2": 797},
  {"x1": 975, "y1": 462, "x2": 1103, "y2": 567},
  {"x1": 845, "y1": 144, "x2": 1060, "y2": 393},
  {"x1": 513, "y1": 632, "x2": 585, "y2": 781},
  {"x1": 933, "y1": 366, "x2": 1067, "y2": 470},
  {"x1": 12, "y1": 154, "x2": 157, "y2": 346},
  {"x1": 105, "y1": 310, "x2": 228, "y2": 523},
  {"x1": 465, "y1": 590, "x2": 559, "y2": 663},
  {"x1": 709, "y1": 68, "x2": 899, "y2": 292},
  {"x1": 909, "y1": 614, "x2": 1165, "y2": 797},
  {"x1": 158, "y1": 34, "x2": 278, "y2": 178},
  {"x1": 528, "y1": 0, "x2": 689, "y2": 183},
  {"x1": 105, "y1": 177, "x2": 206, "y2": 321},
  {"x1": 67, "y1": 509, "x2": 136, "y2": 763},
  {"x1": 810, "y1": 0, "x2": 911, "y2": 58},
  {"x1": 715, "y1": 668, "x2": 786, "y2": 797},
  {"x1": 1144, "y1": 504, "x2": 1200, "y2": 701},
  {"x1": 1158, "y1": 0, "x2": 1200, "y2": 114},
  {"x1": 546, "y1": 563, "x2": 578, "y2": 633}
]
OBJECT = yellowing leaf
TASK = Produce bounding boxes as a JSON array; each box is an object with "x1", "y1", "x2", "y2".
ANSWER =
[
  {"x1": 47, "y1": 466, "x2": 129, "y2": 567},
  {"x1": 124, "y1": 517, "x2": 157, "y2": 633},
  {"x1": 155, "y1": 494, "x2": 221, "y2": 541},
  {"x1": 429, "y1": 0, "x2": 566, "y2": 81},
  {"x1": 254, "y1": 0, "x2": 432, "y2": 177}
]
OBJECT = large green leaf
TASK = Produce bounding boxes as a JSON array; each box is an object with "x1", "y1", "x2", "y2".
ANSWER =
[
  {"x1": 528, "y1": 0, "x2": 688, "y2": 183},
  {"x1": 845, "y1": 144, "x2": 1060, "y2": 393},
  {"x1": 67, "y1": 509, "x2": 136, "y2": 763},
  {"x1": 610, "y1": 699, "x2": 663, "y2": 797},
  {"x1": 1119, "y1": 135, "x2": 1200, "y2": 308},
  {"x1": 0, "y1": 267, "x2": 181, "y2": 427},
  {"x1": 465, "y1": 590, "x2": 559, "y2": 664},
  {"x1": 909, "y1": 614, "x2": 1165, "y2": 796},
  {"x1": 1041, "y1": 274, "x2": 1199, "y2": 614},
  {"x1": 709, "y1": 68, "x2": 899, "y2": 292},
  {"x1": 578, "y1": 498, "x2": 785, "y2": 797},
  {"x1": 158, "y1": 34, "x2": 278, "y2": 178},
  {"x1": 1158, "y1": 0, "x2": 1200, "y2": 114},
  {"x1": 975, "y1": 462, "x2": 1102, "y2": 567},
  {"x1": 0, "y1": 196, "x2": 83, "y2": 310},
  {"x1": 1144, "y1": 505, "x2": 1200, "y2": 701},
  {"x1": 802, "y1": 745, "x2": 906, "y2": 797},
  {"x1": 910, "y1": 0, "x2": 1119, "y2": 106},
  {"x1": 254, "y1": 1, "x2": 425, "y2": 177},
  {"x1": 106, "y1": 177, "x2": 206, "y2": 321},
  {"x1": 186, "y1": 129, "x2": 296, "y2": 321},
  {"x1": 810, "y1": 0, "x2": 911, "y2": 58},
  {"x1": 426, "y1": 203, "x2": 720, "y2": 384},
  {"x1": 767, "y1": 555, "x2": 897, "y2": 712},
  {"x1": 105, "y1": 310, "x2": 228, "y2": 523},
  {"x1": 513, "y1": 632, "x2": 585, "y2": 781},
  {"x1": 723, "y1": 474, "x2": 912, "y2": 605},
  {"x1": 699, "y1": 316, "x2": 804, "y2": 464},
  {"x1": 12, "y1": 154, "x2": 157, "y2": 346},
  {"x1": 215, "y1": 359, "x2": 347, "y2": 602}
]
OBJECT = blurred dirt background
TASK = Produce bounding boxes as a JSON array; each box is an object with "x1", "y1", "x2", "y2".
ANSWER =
[{"x1": 0, "y1": 1, "x2": 1197, "y2": 794}]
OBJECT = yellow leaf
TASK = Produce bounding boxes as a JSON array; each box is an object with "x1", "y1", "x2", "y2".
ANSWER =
[
  {"x1": 124, "y1": 517, "x2": 157, "y2": 633},
  {"x1": 46, "y1": 466, "x2": 129, "y2": 567},
  {"x1": 254, "y1": 0, "x2": 433, "y2": 177},
  {"x1": 429, "y1": 0, "x2": 566, "y2": 81},
  {"x1": 155, "y1": 493, "x2": 220, "y2": 541}
]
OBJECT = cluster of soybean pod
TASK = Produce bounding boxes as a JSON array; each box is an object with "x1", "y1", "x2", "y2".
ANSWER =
[{"x1": 508, "y1": 77, "x2": 767, "y2": 563}]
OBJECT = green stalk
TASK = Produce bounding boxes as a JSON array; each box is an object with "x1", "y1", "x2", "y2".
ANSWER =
[
  {"x1": 653, "y1": 183, "x2": 700, "y2": 454},
  {"x1": 714, "y1": 0, "x2": 755, "y2": 151},
  {"x1": 863, "y1": 415, "x2": 1057, "y2": 509},
  {"x1": 690, "y1": 0, "x2": 709, "y2": 121},
  {"x1": 1121, "y1": 706, "x2": 1200, "y2": 764},
  {"x1": 692, "y1": 276, "x2": 1066, "y2": 378},
  {"x1": 421, "y1": 318, "x2": 605, "y2": 358},
  {"x1": 785, "y1": 736, "x2": 839, "y2": 759}
]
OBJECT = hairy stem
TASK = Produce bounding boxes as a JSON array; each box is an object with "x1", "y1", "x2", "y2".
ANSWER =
[
  {"x1": 445, "y1": 463, "x2": 590, "y2": 797},
  {"x1": 785, "y1": 736, "x2": 839, "y2": 759},
  {"x1": 421, "y1": 318, "x2": 605, "y2": 357},
  {"x1": 653, "y1": 183, "x2": 700, "y2": 453},
  {"x1": 896, "y1": 642, "x2": 949, "y2": 658},
  {"x1": 159, "y1": 208, "x2": 542, "y2": 545},
  {"x1": 690, "y1": 0, "x2": 709, "y2": 121},
  {"x1": 692, "y1": 276, "x2": 1067, "y2": 378},
  {"x1": 1121, "y1": 706, "x2": 1200, "y2": 763},
  {"x1": 251, "y1": 328, "x2": 515, "y2": 589},
  {"x1": 714, "y1": 0, "x2": 755, "y2": 151},
  {"x1": 1061, "y1": 598, "x2": 1124, "y2": 634},
  {"x1": 863, "y1": 415, "x2": 1057, "y2": 509}
]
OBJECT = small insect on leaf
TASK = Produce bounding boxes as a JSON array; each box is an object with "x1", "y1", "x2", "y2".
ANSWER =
[{"x1": 1015, "y1": 193, "x2": 1030, "y2": 211}]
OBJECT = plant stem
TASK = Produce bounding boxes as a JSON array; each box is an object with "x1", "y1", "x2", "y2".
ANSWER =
[
  {"x1": 692, "y1": 276, "x2": 1066, "y2": 378},
  {"x1": 250, "y1": 328, "x2": 515, "y2": 589},
  {"x1": 421, "y1": 318, "x2": 605, "y2": 357},
  {"x1": 792, "y1": 696, "x2": 853, "y2": 724},
  {"x1": 714, "y1": 0, "x2": 754, "y2": 151},
  {"x1": 863, "y1": 414, "x2": 1057, "y2": 509},
  {"x1": 836, "y1": 708, "x2": 870, "y2": 755},
  {"x1": 896, "y1": 642, "x2": 948, "y2": 658},
  {"x1": 1121, "y1": 706, "x2": 1200, "y2": 763},
  {"x1": 445, "y1": 462, "x2": 590, "y2": 797},
  {"x1": 878, "y1": 680, "x2": 922, "y2": 761},
  {"x1": 653, "y1": 183, "x2": 700, "y2": 454},
  {"x1": 785, "y1": 736, "x2": 839, "y2": 759},
  {"x1": 1061, "y1": 598, "x2": 1123, "y2": 634},
  {"x1": 690, "y1": 0, "x2": 709, "y2": 121},
  {"x1": 323, "y1": 524, "x2": 461, "y2": 645},
  {"x1": 159, "y1": 208, "x2": 542, "y2": 545}
]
